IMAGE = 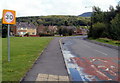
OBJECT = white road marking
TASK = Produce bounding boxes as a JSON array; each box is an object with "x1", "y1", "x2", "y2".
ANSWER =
[
  {"x1": 84, "y1": 44, "x2": 91, "y2": 48},
  {"x1": 95, "y1": 50, "x2": 108, "y2": 56},
  {"x1": 83, "y1": 43, "x2": 108, "y2": 56}
]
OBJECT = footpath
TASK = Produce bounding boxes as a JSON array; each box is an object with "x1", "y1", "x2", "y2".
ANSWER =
[{"x1": 22, "y1": 37, "x2": 68, "y2": 81}]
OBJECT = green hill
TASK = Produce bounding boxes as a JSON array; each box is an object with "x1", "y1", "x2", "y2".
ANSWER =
[{"x1": 16, "y1": 15, "x2": 91, "y2": 26}]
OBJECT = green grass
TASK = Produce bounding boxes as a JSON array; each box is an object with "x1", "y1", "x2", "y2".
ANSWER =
[
  {"x1": 0, "y1": 37, "x2": 2, "y2": 82},
  {"x1": 89, "y1": 38, "x2": 120, "y2": 46},
  {"x1": 2, "y1": 37, "x2": 53, "y2": 81}
]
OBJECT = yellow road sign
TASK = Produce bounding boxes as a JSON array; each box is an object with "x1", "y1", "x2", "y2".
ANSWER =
[{"x1": 2, "y1": 9, "x2": 16, "y2": 24}]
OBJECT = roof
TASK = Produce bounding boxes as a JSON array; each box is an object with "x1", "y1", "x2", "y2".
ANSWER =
[
  {"x1": 61, "y1": 26, "x2": 76, "y2": 30},
  {"x1": 16, "y1": 22, "x2": 36, "y2": 29}
]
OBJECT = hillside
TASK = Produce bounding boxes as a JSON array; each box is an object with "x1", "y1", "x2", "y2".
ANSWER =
[
  {"x1": 16, "y1": 15, "x2": 91, "y2": 26},
  {"x1": 79, "y1": 12, "x2": 92, "y2": 17}
]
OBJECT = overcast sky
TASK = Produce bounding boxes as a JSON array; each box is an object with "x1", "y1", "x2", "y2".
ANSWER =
[{"x1": 0, "y1": 0, "x2": 119, "y2": 18}]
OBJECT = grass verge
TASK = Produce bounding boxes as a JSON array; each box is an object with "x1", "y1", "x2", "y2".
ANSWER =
[
  {"x1": 2, "y1": 37, "x2": 53, "y2": 81},
  {"x1": 89, "y1": 38, "x2": 120, "y2": 46},
  {"x1": 0, "y1": 37, "x2": 2, "y2": 82}
]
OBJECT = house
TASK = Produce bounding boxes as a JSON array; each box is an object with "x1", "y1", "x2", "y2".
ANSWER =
[
  {"x1": 37, "y1": 24, "x2": 46, "y2": 34},
  {"x1": 76, "y1": 28, "x2": 88, "y2": 35},
  {"x1": 60, "y1": 26, "x2": 77, "y2": 34},
  {"x1": 48, "y1": 26, "x2": 58, "y2": 34},
  {"x1": 27, "y1": 23, "x2": 37, "y2": 35},
  {"x1": 37, "y1": 25, "x2": 58, "y2": 34},
  {"x1": 10, "y1": 25, "x2": 17, "y2": 36},
  {"x1": 16, "y1": 22, "x2": 36, "y2": 36}
]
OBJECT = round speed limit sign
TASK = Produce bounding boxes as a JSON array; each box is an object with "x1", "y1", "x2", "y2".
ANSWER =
[
  {"x1": 2, "y1": 10, "x2": 16, "y2": 24},
  {"x1": 5, "y1": 12, "x2": 14, "y2": 23}
]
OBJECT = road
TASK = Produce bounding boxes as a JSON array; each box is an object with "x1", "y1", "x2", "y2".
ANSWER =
[{"x1": 60, "y1": 36, "x2": 119, "y2": 82}]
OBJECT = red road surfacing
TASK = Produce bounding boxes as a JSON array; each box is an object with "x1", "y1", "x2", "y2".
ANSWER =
[{"x1": 71, "y1": 57, "x2": 119, "y2": 81}]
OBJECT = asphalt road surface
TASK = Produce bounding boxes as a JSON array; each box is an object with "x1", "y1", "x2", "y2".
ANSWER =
[
  {"x1": 61, "y1": 36, "x2": 119, "y2": 82},
  {"x1": 23, "y1": 37, "x2": 68, "y2": 81}
]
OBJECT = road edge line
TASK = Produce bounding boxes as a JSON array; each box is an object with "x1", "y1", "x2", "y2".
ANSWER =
[
  {"x1": 59, "y1": 38, "x2": 72, "y2": 81},
  {"x1": 84, "y1": 38, "x2": 118, "y2": 50}
]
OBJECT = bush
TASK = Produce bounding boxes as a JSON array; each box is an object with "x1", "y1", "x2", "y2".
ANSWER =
[
  {"x1": 39, "y1": 33, "x2": 54, "y2": 36},
  {"x1": 2, "y1": 24, "x2": 7, "y2": 38},
  {"x1": 58, "y1": 28, "x2": 62, "y2": 36},
  {"x1": 15, "y1": 34, "x2": 20, "y2": 37},
  {"x1": 58, "y1": 27, "x2": 74, "y2": 36},
  {"x1": 90, "y1": 22, "x2": 106, "y2": 39},
  {"x1": 62, "y1": 28, "x2": 68, "y2": 36},
  {"x1": 2, "y1": 29, "x2": 7, "y2": 38},
  {"x1": 68, "y1": 29, "x2": 74, "y2": 36}
]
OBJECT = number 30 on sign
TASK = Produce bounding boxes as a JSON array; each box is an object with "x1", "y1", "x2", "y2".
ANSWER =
[{"x1": 2, "y1": 9, "x2": 16, "y2": 24}]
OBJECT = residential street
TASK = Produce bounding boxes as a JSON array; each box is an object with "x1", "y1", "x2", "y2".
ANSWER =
[
  {"x1": 1, "y1": 0, "x2": 120, "y2": 82},
  {"x1": 22, "y1": 36, "x2": 119, "y2": 82},
  {"x1": 60, "y1": 36, "x2": 119, "y2": 81}
]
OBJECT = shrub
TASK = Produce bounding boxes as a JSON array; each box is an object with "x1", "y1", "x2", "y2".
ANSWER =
[
  {"x1": 39, "y1": 33, "x2": 54, "y2": 36},
  {"x1": 15, "y1": 34, "x2": 20, "y2": 37},
  {"x1": 68, "y1": 29, "x2": 74, "y2": 36},
  {"x1": 91, "y1": 22, "x2": 106, "y2": 39}
]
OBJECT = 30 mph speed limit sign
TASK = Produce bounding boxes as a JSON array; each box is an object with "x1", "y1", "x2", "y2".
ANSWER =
[
  {"x1": 2, "y1": 9, "x2": 16, "y2": 62},
  {"x1": 2, "y1": 9, "x2": 16, "y2": 24}
]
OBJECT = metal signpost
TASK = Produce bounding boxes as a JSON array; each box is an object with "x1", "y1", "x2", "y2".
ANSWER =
[
  {"x1": 7, "y1": 24, "x2": 10, "y2": 61},
  {"x1": 2, "y1": 9, "x2": 16, "y2": 61}
]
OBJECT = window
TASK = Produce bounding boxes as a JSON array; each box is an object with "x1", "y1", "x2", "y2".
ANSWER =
[
  {"x1": 21, "y1": 32, "x2": 23, "y2": 34},
  {"x1": 23, "y1": 32, "x2": 26, "y2": 35},
  {"x1": 32, "y1": 33, "x2": 35, "y2": 34}
]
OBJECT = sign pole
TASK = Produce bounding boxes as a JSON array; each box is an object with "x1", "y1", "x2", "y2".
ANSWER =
[
  {"x1": 8, "y1": 24, "x2": 10, "y2": 61},
  {"x1": 2, "y1": 9, "x2": 16, "y2": 62}
]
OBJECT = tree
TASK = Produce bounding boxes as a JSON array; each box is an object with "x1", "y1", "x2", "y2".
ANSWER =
[
  {"x1": 68, "y1": 29, "x2": 74, "y2": 36},
  {"x1": 118, "y1": 1, "x2": 120, "y2": 5},
  {"x1": 58, "y1": 28, "x2": 62, "y2": 36},
  {"x1": 64, "y1": 21, "x2": 69, "y2": 26},
  {"x1": 92, "y1": 6, "x2": 104, "y2": 24},
  {"x1": 62, "y1": 28, "x2": 68, "y2": 36},
  {"x1": 2, "y1": 24, "x2": 7, "y2": 38},
  {"x1": 91, "y1": 22, "x2": 106, "y2": 38},
  {"x1": 88, "y1": 5, "x2": 120, "y2": 40},
  {"x1": 110, "y1": 14, "x2": 120, "y2": 40},
  {"x1": 17, "y1": 16, "x2": 90, "y2": 26},
  {"x1": 116, "y1": 4, "x2": 120, "y2": 13}
]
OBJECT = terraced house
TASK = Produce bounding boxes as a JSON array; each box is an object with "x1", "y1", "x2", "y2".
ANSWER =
[
  {"x1": 37, "y1": 25, "x2": 58, "y2": 34},
  {"x1": 16, "y1": 22, "x2": 36, "y2": 36}
]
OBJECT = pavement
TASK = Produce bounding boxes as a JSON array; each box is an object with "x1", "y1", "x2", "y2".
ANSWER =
[
  {"x1": 60, "y1": 36, "x2": 119, "y2": 82},
  {"x1": 36, "y1": 73, "x2": 69, "y2": 81},
  {"x1": 22, "y1": 37, "x2": 68, "y2": 81}
]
